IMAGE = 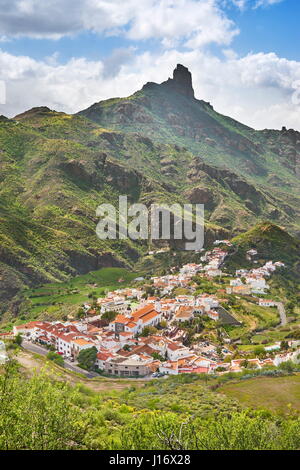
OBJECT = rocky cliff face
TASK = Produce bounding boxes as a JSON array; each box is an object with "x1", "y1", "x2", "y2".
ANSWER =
[
  {"x1": 1, "y1": 64, "x2": 300, "y2": 316},
  {"x1": 78, "y1": 65, "x2": 299, "y2": 196},
  {"x1": 162, "y1": 64, "x2": 195, "y2": 99},
  {"x1": 261, "y1": 127, "x2": 300, "y2": 176}
]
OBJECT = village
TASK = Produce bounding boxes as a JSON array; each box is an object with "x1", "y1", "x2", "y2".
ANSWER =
[{"x1": 8, "y1": 243, "x2": 300, "y2": 377}]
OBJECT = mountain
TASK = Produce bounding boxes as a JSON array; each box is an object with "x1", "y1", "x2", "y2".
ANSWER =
[
  {"x1": 231, "y1": 222, "x2": 300, "y2": 264},
  {"x1": 78, "y1": 64, "x2": 300, "y2": 234},
  {"x1": 0, "y1": 65, "x2": 299, "y2": 315},
  {"x1": 226, "y1": 222, "x2": 300, "y2": 289}
]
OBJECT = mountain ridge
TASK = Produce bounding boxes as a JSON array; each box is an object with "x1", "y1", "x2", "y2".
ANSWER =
[{"x1": 0, "y1": 64, "x2": 299, "y2": 317}]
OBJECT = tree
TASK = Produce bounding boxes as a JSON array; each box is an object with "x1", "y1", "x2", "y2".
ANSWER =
[
  {"x1": 46, "y1": 351, "x2": 64, "y2": 367},
  {"x1": 77, "y1": 347, "x2": 97, "y2": 371},
  {"x1": 254, "y1": 345, "x2": 265, "y2": 357},
  {"x1": 0, "y1": 363, "x2": 89, "y2": 450},
  {"x1": 290, "y1": 329, "x2": 300, "y2": 340},
  {"x1": 76, "y1": 307, "x2": 85, "y2": 319},
  {"x1": 280, "y1": 340, "x2": 289, "y2": 351},
  {"x1": 88, "y1": 291, "x2": 97, "y2": 299},
  {"x1": 140, "y1": 326, "x2": 158, "y2": 337},
  {"x1": 286, "y1": 300, "x2": 296, "y2": 314},
  {"x1": 241, "y1": 359, "x2": 249, "y2": 368},
  {"x1": 151, "y1": 352, "x2": 165, "y2": 362},
  {"x1": 278, "y1": 360, "x2": 295, "y2": 372},
  {"x1": 145, "y1": 286, "x2": 155, "y2": 297},
  {"x1": 14, "y1": 333, "x2": 23, "y2": 346},
  {"x1": 118, "y1": 410, "x2": 300, "y2": 450},
  {"x1": 101, "y1": 310, "x2": 118, "y2": 322}
]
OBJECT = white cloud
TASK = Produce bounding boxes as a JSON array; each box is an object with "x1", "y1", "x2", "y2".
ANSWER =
[
  {"x1": 0, "y1": 0, "x2": 238, "y2": 48},
  {"x1": 125, "y1": 0, "x2": 239, "y2": 48},
  {"x1": 254, "y1": 0, "x2": 284, "y2": 8},
  {"x1": 0, "y1": 0, "x2": 295, "y2": 130},
  {"x1": 228, "y1": 0, "x2": 247, "y2": 8},
  {"x1": 228, "y1": 0, "x2": 284, "y2": 9},
  {"x1": 1, "y1": 47, "x2": 300, "y2": 131}
]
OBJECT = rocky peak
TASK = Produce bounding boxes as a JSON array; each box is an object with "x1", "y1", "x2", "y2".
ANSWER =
[
  {"x1": 162, "y1": 64, "x2": 195, "y2": 99},
  {"x1": 14, "y1": 106, "x2": 53, "y2": 121}
]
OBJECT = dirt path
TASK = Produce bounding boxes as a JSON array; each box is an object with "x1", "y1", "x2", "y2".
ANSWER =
[{"x1": 276, "y1": 302, "x2": 287, "y2": 326}]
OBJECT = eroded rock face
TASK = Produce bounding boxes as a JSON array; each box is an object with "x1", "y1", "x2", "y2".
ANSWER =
[
  {"x1": 185, "y1": 186, "x2": 219, "y2": 211},
  {"x1": 261, "y1": 127, "x2": 300, "y2": 175},
  {"x1": 162, "y1": 64, "x2": 195, "y2": 99}
]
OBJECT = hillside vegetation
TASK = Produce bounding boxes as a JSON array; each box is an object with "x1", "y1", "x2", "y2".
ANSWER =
[
  {"x1": 228, "y1": 222, "x2": 300, "y2": 284},
  {"x1": 1, "y1": 65, "x2": 299, "y2": 316},
  {"x1": 1, "y1": 361, "x2": 300, "y2": 450}
]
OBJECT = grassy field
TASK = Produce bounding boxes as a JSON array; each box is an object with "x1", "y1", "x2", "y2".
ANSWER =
[
  {"x1": 222, "y1": 299, "x2": 280, "y2": 342},
  {"x1": 219, "y1": 374, "x2": 300, "y2": 415},
  {"x1": 27, "y1": 267, "x2": 142, "y2": 315},
  {"x1": 1, "y1": 267, "x2": 143, "y2": 328}
]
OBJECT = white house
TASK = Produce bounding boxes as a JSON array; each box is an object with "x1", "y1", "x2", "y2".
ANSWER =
[
  {"x1": 247, "y1": 249, "x2": 258, "y2": 257},
  {"x1": 71, "y1": 338, "x2": 95, "y2": 358},
  {"x1": 259, "y1": 299, "x2": 277, "y2": 308},
  {"x1": 230, "y1": 278, "x2": 243, "y2": 287},
  {"x1": 167, "y1": 343, "x2": 190, "y2": 361},
  {"x1": 246, "y1": 276, "x2": 269, "y2": 293}
]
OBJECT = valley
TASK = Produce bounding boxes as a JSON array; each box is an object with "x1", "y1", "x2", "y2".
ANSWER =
[
  {"x1": 1, "y1": 64, "x2": 300, "y2": 451},
  {"x1": 1, "y1": 65, "x2": 300, "y2": 319}
]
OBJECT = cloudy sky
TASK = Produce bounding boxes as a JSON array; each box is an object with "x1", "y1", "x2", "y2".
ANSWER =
[{"x1": 0, "y1": 0, "x2": 299, "y2": 130}]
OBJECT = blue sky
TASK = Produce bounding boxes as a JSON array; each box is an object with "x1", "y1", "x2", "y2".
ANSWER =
[
  {"x1": 227, "y1": 0, "x2": 300, "y2": 61},
  {"x1": 0, "y1": 0, "x2": 299, "y2": 130},
  {"x1": 2, "y1": 0, "x2": 299, "y2": 63}
]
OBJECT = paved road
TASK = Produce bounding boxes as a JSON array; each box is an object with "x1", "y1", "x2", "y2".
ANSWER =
[
  {"x1": 21, "y1": 340, "x2": 98, "y2": 378},
  {"x1": 21, "y1": 341, "x2": 163, "y2": 381},
  {"x1": 276, "y1": 302, "x2": 287, "y2": 326}
]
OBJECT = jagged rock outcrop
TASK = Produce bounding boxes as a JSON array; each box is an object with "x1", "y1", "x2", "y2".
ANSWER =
[
  {"x1": 1, "y1": 64, "x2": 300, "y2": 317},
  {"x1": 162, "y1": 64, "x2": 195, "y2": 99}
]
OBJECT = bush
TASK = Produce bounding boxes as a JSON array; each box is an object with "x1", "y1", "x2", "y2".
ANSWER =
[
  {"x1": 14, "y1": 334, "x2": 23, "y2": 346},
  {"x1": 46, "y1": 351, "x2": 64, "y2": 366},
  {"x1": 77, "y1": 347, "x2": 97, "y2": 371},
  {"x1": 278, "y1": 360, "x2": 295, "y2": 372}
]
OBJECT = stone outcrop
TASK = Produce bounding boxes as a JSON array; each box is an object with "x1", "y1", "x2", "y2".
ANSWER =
[{"x1": 162, "y1": 64, "x2": 195, "y2": 99}]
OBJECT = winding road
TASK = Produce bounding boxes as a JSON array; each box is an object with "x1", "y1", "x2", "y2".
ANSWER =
[
  {"x1": 21, "y1": 340, "x2": 98, "y2": 378},
  {"x1": 276, "y1": 302, "x2": 287, "y2": 326}
]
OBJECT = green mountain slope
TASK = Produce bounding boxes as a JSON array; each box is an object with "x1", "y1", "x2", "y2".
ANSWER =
[
  {"x1": 227, "y1": 222, "x2": 300, "y2": 286},
  {"x1": 0, "y1": 112, "x2": 229, "y2": 315},
  {"x1": 0, "y1": 65, "x2": 299, "y2": 316},
  {"x1": 78, "y1": 65, "x2": 300, "y2": 213},
  {"x1": 14, "y1": 99, "x2": 300, "y2": 234}
]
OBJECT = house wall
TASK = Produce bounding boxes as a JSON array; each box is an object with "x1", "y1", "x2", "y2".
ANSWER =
[{"x1": 104, "y1": 361, "x2": 150, "y2": 377}]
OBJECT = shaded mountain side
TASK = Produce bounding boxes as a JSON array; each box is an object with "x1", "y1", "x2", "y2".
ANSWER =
[
  {"x1": 259, "y1": 127, "x2": 300, "y2": 177},
  {"x1": 78, "y1": 65, "x2": 300, "y2": 192},
  {"x1": 0, "y1": 117, "x2": 229, "y2": 315},
  {"x1": 12, "y1": 107, "x2": 300, "y2": 234},
  {"x1": 226, "y1": 222, "x2": 300, "y2": 282},
  {"x1": 1, "y1": 64, "x2": 299, "y2": 315}
]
